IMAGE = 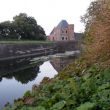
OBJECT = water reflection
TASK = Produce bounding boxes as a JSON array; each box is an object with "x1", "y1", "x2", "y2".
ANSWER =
[
  {"x1": 0, "y1": 59, "x2": 41, "y2": 84},
  {"x1": 0, "y1": 56, "x2": 75, "y2": 84},
  {"x1": 0, "y1": 55, "x2": 75, "y2": 110},
  {"x1": 0, "y1": 61, "x2": 58, "y2": 110},
  {"x1": 50, "y1": 56, "x2": 75, "y2": 72},
  {"x1": 8, "y1": 67, "x2": 39, "y2": 84}
]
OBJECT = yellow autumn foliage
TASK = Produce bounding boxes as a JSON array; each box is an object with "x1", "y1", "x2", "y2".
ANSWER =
[{"x1": 83, "y1": 0, "x2": 110, "y2": 66}]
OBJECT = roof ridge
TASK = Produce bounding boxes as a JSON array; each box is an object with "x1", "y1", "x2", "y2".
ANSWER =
[{"x1": 57, "y1": 20, "x2": 68, "y2": 29}]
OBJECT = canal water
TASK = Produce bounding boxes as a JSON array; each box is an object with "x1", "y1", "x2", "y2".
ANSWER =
[{"x1": 0, "y1": 55, "x2": 75, "y2": 110}]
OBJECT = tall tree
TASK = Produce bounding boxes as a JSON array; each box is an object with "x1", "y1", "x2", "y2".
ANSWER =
[
  {"x1": 13, "y1": 13, "x2": 46, "y2": 40},
  {"x1": 0, "y1": 13, "x2": 46, "y2": 40},
  {"x1": 82, "y1": 0, "x2": 110, "y2": 65},
  {"x1": 0, "y1": 21, "x2": 19, "y2": 39}
]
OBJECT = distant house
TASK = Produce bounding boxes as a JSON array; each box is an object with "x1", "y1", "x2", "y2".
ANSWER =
[{"x1": 48, "y1": 20, "x2": 75, "y2": 41}]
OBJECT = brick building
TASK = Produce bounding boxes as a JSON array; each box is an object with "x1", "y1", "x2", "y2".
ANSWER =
[{"x1": 48, "y1": 20, "x2": 75, "y2": 41}]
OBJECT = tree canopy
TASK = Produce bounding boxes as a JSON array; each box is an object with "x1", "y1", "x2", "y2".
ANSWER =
[{"x1": 0, "y1": 13, "x2": 46, "y2": 40}]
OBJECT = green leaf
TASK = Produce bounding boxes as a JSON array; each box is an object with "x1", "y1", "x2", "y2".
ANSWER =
[
  {"x1": 50, "y1": 100, "x2": 66, "y2": 110},
  {"x1": 76, "y1": 102, "x2": 96, "y2": 110},
  {"x1": 20, "y1": 106, "x2": 45, "y2": 110},
  {"x1": 34, "y1": 106, "x2": 45, "y2": 110},
  {"x1": 97, "y1": 83, "x2": 110, "y2": 91}
]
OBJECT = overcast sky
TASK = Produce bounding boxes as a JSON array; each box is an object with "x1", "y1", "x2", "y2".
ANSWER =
[{"x1": 0, "y1": 0, "x2": 92, "y2": 35}]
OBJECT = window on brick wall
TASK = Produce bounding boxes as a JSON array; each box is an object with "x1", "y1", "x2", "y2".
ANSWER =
[
  {"x1": 53, "y1": 37, "x2": 54, "y2": 41},
  {"x1": 62, "y1": 37, "x2": 64, "y2": 40},
  {"x1": 62, "y1": 30, "x2": 64, "y2": 33}
]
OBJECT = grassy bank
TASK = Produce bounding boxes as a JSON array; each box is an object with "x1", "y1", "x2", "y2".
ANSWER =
[{"x1": 0, "y1": 40, "x2": 53, "y2": 44}]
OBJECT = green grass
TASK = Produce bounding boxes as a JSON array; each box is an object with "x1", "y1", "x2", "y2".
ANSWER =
[{"x1": 0, "y1": 40, "x2": 53, "y2": 44}]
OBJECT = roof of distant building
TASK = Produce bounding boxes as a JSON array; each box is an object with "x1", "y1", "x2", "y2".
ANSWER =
[
  {"x1": 50, "y1": 20, "x2": 69, "y2": 35},
  {"x1": 50, "y1": 27, "x2": 55, "y2": 35},
  {"x1": 57, "y1": 20, "x2": 68, "y2": 29}
]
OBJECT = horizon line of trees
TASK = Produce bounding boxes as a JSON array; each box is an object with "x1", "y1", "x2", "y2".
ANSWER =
[{"x1": 0, "y1": 13, "x2": 46, "y2": 40}]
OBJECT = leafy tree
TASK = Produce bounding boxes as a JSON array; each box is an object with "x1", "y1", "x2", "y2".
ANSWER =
[
  {"x1": 13, "y1": 13, "x2": 46, "y2": 40},
  {"x1": 0, "y1": 13, "x2": 46, "y2": 40}
]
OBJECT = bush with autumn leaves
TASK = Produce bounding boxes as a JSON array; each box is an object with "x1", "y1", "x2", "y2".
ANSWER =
[{"x1": 81, "y1": 0, "x2": 110, "y2": 66}]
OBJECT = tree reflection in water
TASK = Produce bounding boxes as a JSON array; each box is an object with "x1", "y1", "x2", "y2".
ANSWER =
[
  {"x1": 0, "y1": 59, "x2": 40, "y2": 84},
  {"x1": 0, "y1": 55, "x2": 76, "y2": 84}
]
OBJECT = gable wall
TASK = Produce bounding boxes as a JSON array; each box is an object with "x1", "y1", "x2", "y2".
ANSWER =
[{"x1": 48, "y1": 23, "x2": 75, "y2": 41}]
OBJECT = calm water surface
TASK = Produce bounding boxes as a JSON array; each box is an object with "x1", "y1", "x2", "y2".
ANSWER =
[
  {"x1": 0, "y1": 56, "x2": 74, "y2": 110},
  {"x1": 0, "y1": 60, "x2": 58, "y2": 110}
]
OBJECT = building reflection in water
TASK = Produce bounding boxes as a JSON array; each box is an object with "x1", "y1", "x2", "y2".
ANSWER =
[{"x1": 50, "y1": 56, "x2": 75, "y2": 72}]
